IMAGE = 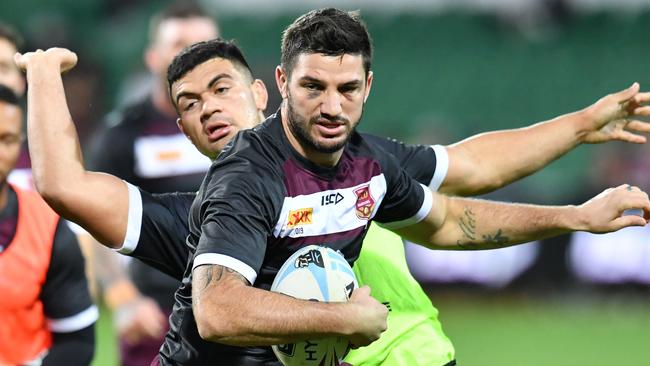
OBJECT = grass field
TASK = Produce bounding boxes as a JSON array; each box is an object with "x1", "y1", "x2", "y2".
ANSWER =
[{"x1": 90, "y1": 290, "x2": 650, "y2": 366}]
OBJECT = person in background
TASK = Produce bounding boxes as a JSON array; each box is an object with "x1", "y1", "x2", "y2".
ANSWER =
[
  {"x1": 87, "y1": 2, "x2": 219, "y2": 365},
  {"x1": 0, "y1": 22, "x2": 32, "y2": 190},
  {"x1": 0, "y1": 84, "x2": 96, "y2": 366}
]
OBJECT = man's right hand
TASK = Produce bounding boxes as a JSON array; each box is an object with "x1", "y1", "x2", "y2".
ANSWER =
[
  {"x1": 14, "y1": 47, "x2": 78, "y2": 74},
  {"x1": 345, "y1": 286, "x2": 388, "y2": 348}
]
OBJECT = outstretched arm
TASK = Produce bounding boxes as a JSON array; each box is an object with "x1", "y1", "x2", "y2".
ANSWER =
[
  {"x1": 441, "y1": 84, "x2": 650, "y2": 195},
  {"x1": 16, "y1": 48, "x2": 128, "y2": 248},
  {"x1": 393, "y1": 184, "x2": 650, "y2": 249}
]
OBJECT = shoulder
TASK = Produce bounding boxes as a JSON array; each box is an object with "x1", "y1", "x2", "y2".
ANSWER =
[
  {"x1": 213, "y1": 117, "x2": 287, "y2": 176},
  {"x1": 346, "y1": 132, "x2": 401, "y2": 169}
]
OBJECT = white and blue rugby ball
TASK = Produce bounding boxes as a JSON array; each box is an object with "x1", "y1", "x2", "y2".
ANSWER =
[{"x1": 271, "y1": 245, "x2": 358, "y2": 366}]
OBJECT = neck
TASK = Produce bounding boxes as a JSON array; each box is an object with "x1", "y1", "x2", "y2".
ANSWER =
[
  {"x1": 280, "y1": 103, "x2": 343, "y2": 168},
  {"x1": 0, "y1": 181, "x2": 10, "y2": 212}
]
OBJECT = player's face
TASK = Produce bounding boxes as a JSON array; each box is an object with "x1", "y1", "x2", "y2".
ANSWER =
[
  {"x1": 146, "y1": 17, "x2": 218, "y2": 79},
  {"x1": 277, "y1": 53, "x2": 372, "y2": 156},
  {"x1": 172, "y1": 58, "x2": 266, "y2": 160},
  {"x1": 0, "y1": 101, "x2": 23, "y2": 183},
  {"x1": 0, "y1": 39, "x2": 25, "y2": 97}
]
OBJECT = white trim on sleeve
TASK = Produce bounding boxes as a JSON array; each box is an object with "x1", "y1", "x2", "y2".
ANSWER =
[
  {"x1": 429, "y1": 145, "x2": 448, "y2": 191},
  {"x1": 117, "y1": 181, "x2": 143, "y2": 254},
  {"x1": 48, "y1": 305, "x2": 98, "y2": 333},
  {"x1": 193, "y1": 253, "x2": 258, "y2": 285},
  {"x1": 379, "y1": 183, "x2": 433, "y2": 230}
]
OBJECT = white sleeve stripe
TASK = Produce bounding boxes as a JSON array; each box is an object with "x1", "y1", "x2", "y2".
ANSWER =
[
  {"x1": 379, "y1": 183, "x2": 433, "y2": 230},
  {"x1": 117, "y1": 181, "x2": 143, "y2": 254},
  {"x1": 429, "y1": 145, "x2": 448, "y2": 191},
  {"x1": 47, "y1": 305, "x2": 98, "y2": 333},
  {"x1": 193, "y1": 253, "x2": 257, "y2": 285}
]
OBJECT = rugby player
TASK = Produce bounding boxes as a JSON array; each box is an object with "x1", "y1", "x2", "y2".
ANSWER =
[{"x1": 17, "y1": 10, "x2": 648, "y2": 364}]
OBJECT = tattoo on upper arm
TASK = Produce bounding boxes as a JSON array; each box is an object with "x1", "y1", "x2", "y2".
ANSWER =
[
  {"x1": 193, "y1": 264, "x2": 249, "y2": 296},
  {"x1": 456, "y1": 208, "x2": 510, "y2": 250}
]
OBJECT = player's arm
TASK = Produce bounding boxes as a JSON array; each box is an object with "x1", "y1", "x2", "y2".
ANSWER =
[
  {"x1": 192, "y1": 265, "x2": 386, "y2": 348},
  {"x1": 441, "y1": 84, "x2": 650, "y2": 196},
  {"x1": 41, "y1": 220, "x2": 97, "y2": 366},
  {"x1": 190, "y1": 151, "x2": 388, "y2": 348},
  {"x1": 390, "y1": 184, "x2": 650, "y2": 250},
  {"x1": 15, "y1": 48, "x2": 128, "y2": 248}
]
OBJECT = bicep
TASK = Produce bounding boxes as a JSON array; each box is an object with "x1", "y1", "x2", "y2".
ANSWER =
[
  {"x1": 54, "y1": 171, "x2": 129, "y2": 248},
  {"x1": 192, "y1": 264, "x2": 249, "y2": 301},
  {"x1": 388, "y1": 190, "x2": 451, "y2": 248},
  {"x1": 439, "y1": 143, "x2": 478, "y2": 195},
  {"x1": 191, "y1": 264, "x2": 249, "y2": 328}
]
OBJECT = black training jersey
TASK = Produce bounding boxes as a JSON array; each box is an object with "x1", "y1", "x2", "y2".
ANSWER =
[
  {"x1": 128, "y1": 110, "x2": 432, "y2": 365},
  {"x1": 119, "y1": 134, "x2": 446, "y2": 284},
  {"x1": 189, "y1": 112, "x2": 432, "y2": 287},
  {"x1": 117, "y1": 125, "x2": 446, "y2": 365}
]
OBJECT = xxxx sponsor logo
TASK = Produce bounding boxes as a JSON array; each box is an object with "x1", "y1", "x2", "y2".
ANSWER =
[
  {"x1": 354, "y1": 185, "x2": 375, "y2": 220},
  {"x1": 287, "y1": 208, "x2": 313, "y2": 228}
]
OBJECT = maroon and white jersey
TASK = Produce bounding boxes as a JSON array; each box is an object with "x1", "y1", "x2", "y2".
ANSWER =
[
  {"x1": 190, "y1": 110, "x2": 432, "y2": 289},
  {"x1": 148, "y1": 110, "x2": 432, "y2": 365}
]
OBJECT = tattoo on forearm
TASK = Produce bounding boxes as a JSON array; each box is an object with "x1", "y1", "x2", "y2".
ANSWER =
[
  {"x1": 458, "y1": 208, "x2": 476, "y2": 240},
  {"x1": 456, "y1": 208, "x2": 510, "y2": 250}
]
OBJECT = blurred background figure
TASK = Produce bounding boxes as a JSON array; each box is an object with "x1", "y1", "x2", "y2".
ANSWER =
[
  {"x1": 0, "y1": 24, "x2": 25, "y2": 96},
  {"x1": 87, "y1": 2, "x2": 218, "y2": 365},
  {"x1": 0, "y1": 23, "x2": 31, "y2": 190},
  {"x1": 568, "y1": 144, "x2": 650, "y2": 285},
  {"x1": 0, "y1": 84, "x2": 97, "y2": 366}
]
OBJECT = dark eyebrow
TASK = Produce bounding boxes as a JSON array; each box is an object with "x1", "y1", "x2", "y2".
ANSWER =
[
  {"x1": 175, "y1": 73, "x2": 233, "y2": 105},
  {"x1": 298, "y1": 76, "x2": 323, "y2": 84},
  {"x1": 299, "y1": 76, "x2": 363, "y2": 88},
  {"x1": 340, "y1": 80, "x2": 362, "y2": 89},
  {"x1": 207, "y1": 73, "x2": 233, "y2": 89},
  {"x1": 175, "y1": 90, "x2": 198, "y2": 105}
]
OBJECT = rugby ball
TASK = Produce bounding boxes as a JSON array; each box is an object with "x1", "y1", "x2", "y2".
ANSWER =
[{"x1": 271, "y1": 245, "x2": 358, "y2": 366}]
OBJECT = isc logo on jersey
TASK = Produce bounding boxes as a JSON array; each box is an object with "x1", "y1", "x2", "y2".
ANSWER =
[{"x1": 271, "y1": 245, "x2": 357, "y2": 366}]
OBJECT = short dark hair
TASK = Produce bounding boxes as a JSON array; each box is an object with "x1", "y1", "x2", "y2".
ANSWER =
[
  {"x1": 0, "y1": 22, "x2": 23, "y2": 50},
  {"x1": 149, "y1": 0, "x2": 217, "y2": 43},
  {"x1": 281, "y1": 8, "x2": 373, "y2": 78},
  {"x1": 167, "y1": 39, "x2": 253, "y2": 106},
  {"x1": 0, "y1": 84, "x2": 20, "y2": 107}
]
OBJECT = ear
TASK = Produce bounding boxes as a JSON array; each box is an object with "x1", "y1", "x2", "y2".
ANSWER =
[
  {"x1": 144, "y1": 46, "x2": 160, "y2": 73},
  {"x1": 275, "y1": 65, "x2": 288, "y2": 99},
  {"x1": 251, "y1": 79, "x2": 269, "y2": 111},
  {"x1": 176, "y1": 118, "x2": 189, "y2": 139},
  {"x1": 363, "y1": 71, "x2": 373, "y2": 103}
]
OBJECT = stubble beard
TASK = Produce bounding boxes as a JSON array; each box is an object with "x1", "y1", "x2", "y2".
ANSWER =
[{"x1": 285, "y1": 92, "x2": 363, "y2": 154}]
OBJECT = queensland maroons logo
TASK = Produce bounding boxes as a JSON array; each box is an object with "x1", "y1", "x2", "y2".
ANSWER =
[{"x1": 353, "y1": 185, "x2": 374, "y2": 220}]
